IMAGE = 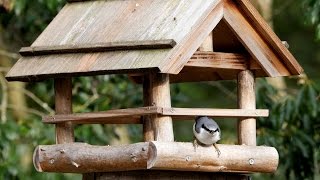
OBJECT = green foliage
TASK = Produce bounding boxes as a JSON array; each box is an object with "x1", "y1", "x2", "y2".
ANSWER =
[
  {"x1": 300, "y1": 0, "x2": 320, "y2": 40},
  {"x1": 256, "y1": 79, "x2": 320, "y2": 179}
]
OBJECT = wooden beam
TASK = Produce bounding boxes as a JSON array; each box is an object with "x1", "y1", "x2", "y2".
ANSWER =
[
  {"x1": 238, "y1": 70, "x2": 256, "y2": 146},
  {"x1": 163, "y1": 1, "x2": 223, "y2": 74},
  {"x1": 143, "y1": 74, "x2": 155, "y2": 141},
  {"x1": 43, "y1": 107, "x2": 269, "y2": 124},
  {"x1": 33, "y1": 142, "x2": 150, "y2": 173},
  {"x1": 235, "y1": 0, "x2": 303, "y2": 75},
  {"x1": 33, "y1": 142, "x2": 279, "y2": 173},
  {"x1": 186, "y1": 52, "x2": 249, "y2": 70},
  {"x1": 149, "y1": 73, "x2": 174, "y2": 141},
  {"x1": 19, "y1": 39, "x2": 176, "y2": 56},
  {"x1": 54, "y1": 78, "x2": 74, "y2": 144},
  {"x1": 43, "y1": 108, "x2": 268, "y2": 124},
  {"x1": 223, "y1": 1, "x2": 290, "y2": 77},
  {"x1": 43, "y1": 107, "x2": 162, "y2": 124},
  {"x1": 163, "y1": 108, "x2": 268, "y2": 119}
]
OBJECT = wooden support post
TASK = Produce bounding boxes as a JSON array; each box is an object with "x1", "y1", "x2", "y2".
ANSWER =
[
  {"x1": 237, "y1": 70, "x2": 256, "y2": 145},
  {"x1": 143, "y1": 74, "x2": 154, "y2": 141},
  {"x1": 149, "y1": 73, "x2": 174, "y2": 142},
  {"x1": 54, "y1": 78, "x2": 74, "y2": 143}
]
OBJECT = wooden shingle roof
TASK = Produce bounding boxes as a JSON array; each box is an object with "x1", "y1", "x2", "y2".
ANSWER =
[{"x1": 6, "y1": 0, "x2": 303, "y2": 82}]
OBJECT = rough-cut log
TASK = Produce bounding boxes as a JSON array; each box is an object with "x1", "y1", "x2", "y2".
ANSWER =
[
  {"x1": 33, "y1": 142, "x2": 151, "y2": 173},
  {"x1": 54, "y1": 78, "x2": 74, "y2": 143},
  {"x1": 143, "y1": 74, "x2": 154, "y2": 141},
  {"x1": 33, "y1": 142, "x2": 278, "y2": 174},
  {"x1": 149, "y1": 73, "x2": 174, "y2": 141},
  {"x1": 149, "y1": 142, "x2": 278, "y2": 173},
  {"x1": 238, "y1": 70, "x2": 256, "y2": 145}
]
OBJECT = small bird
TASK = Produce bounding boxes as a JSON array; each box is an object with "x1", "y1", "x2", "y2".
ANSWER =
[{"x1": 193, "y1": 116, "x2": 221, "y2": 157}]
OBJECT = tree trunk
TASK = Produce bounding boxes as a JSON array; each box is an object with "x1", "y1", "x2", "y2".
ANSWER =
[{"x1": 0, "y1": 27, "x2": 27, "y2": 122}]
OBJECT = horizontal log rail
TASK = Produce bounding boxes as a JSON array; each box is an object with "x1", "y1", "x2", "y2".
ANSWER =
[
  {"x1": 43, "y1": 107, "x2": 269, "y2": 124},
  {"x1": 33, "y1": 142, "x2": 279, "y2": 173}
]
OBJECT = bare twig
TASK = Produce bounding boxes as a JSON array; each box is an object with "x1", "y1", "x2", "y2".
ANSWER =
[
  {"x1": 206, "y1": 82, "x2": 237, "y2": 101},
  {"x1": 0, "y1": 49, "x2": 20, "y2": 59},
  {"x1": 7, "y1": 104, "x2": 46, "y2": 117},
  {"x1": 9, "y1": 87, "x2": 55, "y2": 115},
  {"x1": 0, "y1": 73, "x2": 8, "y2": 123}
]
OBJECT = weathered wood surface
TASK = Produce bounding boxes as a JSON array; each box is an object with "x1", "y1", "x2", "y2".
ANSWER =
[
  {"x1": 163, "y1": 108, "x2": 268, "y2": 119},
  {"x1": 43, "y1": 107, "x2": 162, "y2": 124},
  {"x1": 33, "y1": 142, "x2": 279, "y2": 173},
  {"x1": 162, "y1": 1, "x2": 223, "y2": 74},
  {"x1": 33, "y1": 142, "x2": 150, "y2": 173},
  {"x1": 6, "y1": 0, "x2": 222, "y2": 81},
  {"x1": 43, "y1": 107, "x2": 269, "y2": 124},
  {"x1": 149, "y1": 73, "x2": 174, "y2": 142},
  {"x1": 20, "y1": 40, "x2": 176, "y2": 56},
  {"x1": 223, "y1": 1, "x2": 289, "y2": 77},
  {"x1": 186, "y1": 51, "x2": 261, "y2": 70},
  {"x1": 235, "y1": 0, "x2": 303, "y2": 75},
  {"x1": 54, "y1": 78, "x2": 74, "y2": 144},
  {"x1": 95, "y1": 171, "x2": 247, "y2": 180},
  {"x1": 142, "y1": 74, "x2": 154, "y2": 141},
  {"x1": 238, "y1": 70, "x2": 256, "y2": 146}
]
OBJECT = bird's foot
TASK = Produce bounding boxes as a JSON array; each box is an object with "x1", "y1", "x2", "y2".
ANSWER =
[
  {"x1": 213, "y1": 143, "x2": 221, "y2": 157},
  {"x1": 193, "y1": 138, "x2": 199, "y2": 152}
]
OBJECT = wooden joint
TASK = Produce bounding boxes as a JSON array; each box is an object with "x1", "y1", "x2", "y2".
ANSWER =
[
  {"x1": 33, "y1": 142, "x2": 279, "y2": 173},
  {"x1": 43, "y1": 107, "x2": 269, "y2": 124}
]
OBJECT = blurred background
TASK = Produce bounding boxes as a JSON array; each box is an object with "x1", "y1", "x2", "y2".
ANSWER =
[{"x1": 0, "y1": 0, "x2": 319, "y2": 179}]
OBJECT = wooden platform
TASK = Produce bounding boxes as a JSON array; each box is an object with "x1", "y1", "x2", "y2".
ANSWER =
[
  {"x1": 33, "y1": 142, "x2": 279, "y2": 174},
  {"x1": 43, "y1": 106, "x2": 269, "y2": 124}
]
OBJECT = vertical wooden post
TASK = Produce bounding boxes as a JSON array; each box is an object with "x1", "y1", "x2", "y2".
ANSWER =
[
  {"x1": 149, "y1": 73, "x2": 174, "y2": 142},
  {"x1": 237, "y1": 70, "x2": 256, "y2": 146},
  {"x1": 143, "y1": 74, "x2": 155, "y2": 141},
  {"x1": 54, "y1": 78, "x2": 74, "y2": 143}
]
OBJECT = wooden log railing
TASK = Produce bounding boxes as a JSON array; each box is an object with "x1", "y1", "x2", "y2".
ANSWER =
[
  {"x1": 33, "y1": 142, "x2": 279, "y2": 174},
  {"x1": 42, "y1": 107, "x2": 269, "y2": 124}
]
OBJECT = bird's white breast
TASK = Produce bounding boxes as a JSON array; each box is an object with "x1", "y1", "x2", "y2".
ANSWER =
[{"x1": 193, "y1": 123, "x2": 220, "y2": 145}]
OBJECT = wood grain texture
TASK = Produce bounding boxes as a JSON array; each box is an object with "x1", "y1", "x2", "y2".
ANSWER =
[
  {"x1": 223, "y1": 2, "x2": 289, "y2": 77},
  {"x1": 54, "y1": 78, "x2": 74, "y2": 144},
  {"x1": 149, "y1": 73, "x2": 174, "y2": 142},
  {"x1": 43, "y1": 107, "x2": 162, "y2": 124},
  {"x1": 43, "y1": 107, "x2": 268, "y2": 124},
  {"x1": 20, "y1": 40, "x2": 176, "y2": 56},
  {"x1": 163, "y1": 108, "x2": 268, "y2": 119},
  {"x1": 33, "y1": 142, "x2": 151, "y2": 173},
  {"x1": 237, "y1": 70, "x2": 256, "y2": 146},
  {"x1": 33, "y1": 142, "x2": 279, "y2": 173},
  {"x1": 186, "y1": 52, "x2": 252, "y2": 70},
  {"x1": 6, "y1": 0, "x2": 221, "y2": 81},
  {"x1": 234, "y1": 0, "x2": 303, "y2": 75},
  {"x1": 142, "y1": 74, "x2": 154, "y2": 141},
  {"x1": 162, "y1": 1, "x2": 223, "y2": 74},
  {"x1": 149, "y1": 142, "x2": 278, "y2": 173}
]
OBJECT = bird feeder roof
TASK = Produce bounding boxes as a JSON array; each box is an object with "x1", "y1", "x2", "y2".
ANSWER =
[{"x1": 6, "y1": 0, "x2": 303, "y2": 82}]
